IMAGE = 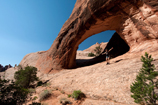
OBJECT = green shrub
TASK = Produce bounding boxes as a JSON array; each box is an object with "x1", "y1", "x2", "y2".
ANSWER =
[
  {"x1": 0, "y1": 66, "x2": 39, "y2": 105},
  {"x1": 32, "y1": 96, "x2": 38, "y2": 101},
  {"x1": 94, "y1": 46, "x2": 102, "y2": 56},
  {"x1": 88, "y1": 52, "x2": 95, "y2": 57},
  {"x1": 39, "y1": 90, "x2": 52, "y2": 101},
  {"x1": 72, "y1": 90, "x2": 85, "y2": 100},
  {"x1": 0, "y1": 79, "x2": 29, "y2": 105},
  {"x1": 68, "y1": 94, "x2": 71, "y2": 98},
  {"x1": 130, "y1": 52, "x2": 158, "y2": 105},
  {"x1": 14, "y1": 66, "x2": 39, "y2": 88}
]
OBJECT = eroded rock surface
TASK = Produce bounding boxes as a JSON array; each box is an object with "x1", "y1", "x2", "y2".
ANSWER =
[
  {"x1": 20, "y1": 0, "x2": 158, "y2": 73},
  {"x1": 39, "y1": 55, "x2": 158, "y2": 105}
]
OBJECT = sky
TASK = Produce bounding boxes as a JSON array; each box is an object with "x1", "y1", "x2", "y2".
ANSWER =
[{"x1": 0, "y1": 0, "x2": 115, "y2": 66}]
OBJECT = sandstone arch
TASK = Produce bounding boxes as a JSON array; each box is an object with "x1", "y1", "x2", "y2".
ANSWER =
[
  {"x1": 20, "y1": 0, "x2": 158, "y2": 73},
  {"x1": 76, "y1": 32, "x2": 130, "y2": 67}
]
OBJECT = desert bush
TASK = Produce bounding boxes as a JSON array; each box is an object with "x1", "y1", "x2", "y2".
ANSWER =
[
  {"x1": 59, "y1": 98, "x2": 71, "y2": 105},
  {"x1": 61, "y1": 90, "x2": 65, "y2": 94},
  {"x1": 88, "y1": 52, "x2": 95, "y2": 57},
  {"x1": 0, "y1": 78, "x2": 29, "y2": 105},
  {"x1": 39, "y1": 90, "x2": 52, "y2": 101},
  {"x1": 29, "y1": 88, "x2": 36, "y2": 93},
  {"x1": 94, "y1": 46, "x2": 102, "y2": 56},
  {"x1": 32, "y1": 96, "x2": 38, "y2": 101},
  {"x1": 130, "y1": 52, "x2": 158, "y2": 105},
  {"x1": 68, "y1": 94, "x2": 71, "y2": 98},
  {"x1": 14, "y1": 66, "x2": 39, "y2": 88},
  {"x1": 72, "y1": 90, "x2": 85, "y2": 100},
  {"x1": 0, "y1": 66, "x2": 39, "y2": 104}
]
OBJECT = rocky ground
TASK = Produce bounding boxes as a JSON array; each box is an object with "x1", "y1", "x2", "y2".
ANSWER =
[
  {"x1": 39, "y1": 56, "x2": 158, "y2": 105},
  {"x1": 1, "y1": 42, "x2": 158, "y2": 105}
]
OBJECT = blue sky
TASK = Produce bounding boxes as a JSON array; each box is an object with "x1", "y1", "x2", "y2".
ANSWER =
[{"x1": 0, "y1": 0, "x2": 115, "y2": 66}]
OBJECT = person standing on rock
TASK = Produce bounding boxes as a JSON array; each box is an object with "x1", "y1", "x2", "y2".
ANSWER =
[{"x1": 103, "y1": 47, "x2": 113, "y2": 64}]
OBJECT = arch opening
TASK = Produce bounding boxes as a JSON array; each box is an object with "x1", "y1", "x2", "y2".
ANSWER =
[{"x1": 76, "y1": 31, "x2": 130, "y2": 67}]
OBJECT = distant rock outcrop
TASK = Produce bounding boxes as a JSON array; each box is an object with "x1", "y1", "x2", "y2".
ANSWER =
[
  {"x1": 83, "y1": 42, "x2": 108, "y2": 54},
  {"x1": 0, "y1": 64, "x2": 12, "y2": 72},
  {"x1": 20, "y1": 0, "x2": 158, "y2": 73},
  {"x1": 0, "y1": 64, "x2": 3, "y2": 72}
]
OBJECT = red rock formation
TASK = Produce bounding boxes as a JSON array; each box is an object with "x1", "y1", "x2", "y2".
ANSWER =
[{"x1": 20, "y1": 0, "x2": 158, "y2": 73}]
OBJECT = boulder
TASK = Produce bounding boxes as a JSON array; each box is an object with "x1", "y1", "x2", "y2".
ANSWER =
[{"x1": 20, "y1": 0, "x2": 158, "y2": 73}]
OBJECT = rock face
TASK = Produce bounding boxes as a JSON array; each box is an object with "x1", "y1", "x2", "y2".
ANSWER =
[{"x1": 20, "y1": 0, "x2": 158, "y2": 73}]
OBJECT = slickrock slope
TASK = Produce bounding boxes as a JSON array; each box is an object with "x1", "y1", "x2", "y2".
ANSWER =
[
  {"x1": 38, "y1": 54, "x2": 158, "y2": 105},
  {"x1": 20, "y1": 0, "x2": 158, "y2": 73},
  {"x1": 2, "y1": 51, "x2": 158, "y2": 105}
]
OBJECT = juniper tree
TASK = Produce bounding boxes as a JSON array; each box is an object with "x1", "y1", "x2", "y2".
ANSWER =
[
  {"x1": 0, "y1": 79, "x2": 29, "y2": 105},
  {"x1": 130, "y1": 52, "x2": 158, "y2": 105},
  {"x1": 14, "y1": 66, "x2": 39, "y2": 88},
  {"x1": 94, "y1": 46, "x2": 102, "y2": 56}
]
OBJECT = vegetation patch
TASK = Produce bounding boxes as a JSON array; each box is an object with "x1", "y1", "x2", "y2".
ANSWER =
[
  {"x1": 131, "y1": 52, "x2": 158, "y2": 105},
  {"x1": 59, "y1": 98, "x2": 71, "y2": 105},
  {"x1": 88, "y1": 52, "x2": 95, "y2": 57},
  {"x1": 32, "y1": 96, "x2": 38, "y2": 101},
  {"x1": 0, "y1": 66, "x2": 39, "y2": 105},
  {"x1": 94, "y1": 46, "x2": 102, "y2": 56},
  {"x1": 72, "y1": 90, "x2": 85, "y2": 100},
  {"x1": 0, "y1": 79, "x2": 29, "y2": 104},
  {"x1": 68, "y1": 94, "x2": 71, "y2": 98},
  {"x1": 61, "y1": 90, "x2": 65, "y2": 94},
  {"x1": 14, "y1": 66, "x2": 39, "y2": 88},
  {"x1": 39, "y1": 90, "x2": 52, "y2": 101}
]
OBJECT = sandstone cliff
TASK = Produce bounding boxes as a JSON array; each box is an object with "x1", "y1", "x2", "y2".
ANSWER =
[{"x1": 20, "y1": 0, "x2": 158, "y2": 73}]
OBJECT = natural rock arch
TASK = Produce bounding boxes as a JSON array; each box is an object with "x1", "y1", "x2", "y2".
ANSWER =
[
  {"x1": 76, "y1": 32, "x2": 130, "y2": 67},
  {"x1": 20, "y1": 0, "x2": 158, "y2": 73}
]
